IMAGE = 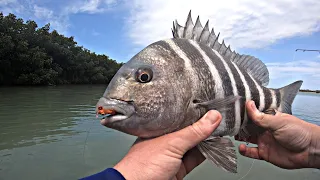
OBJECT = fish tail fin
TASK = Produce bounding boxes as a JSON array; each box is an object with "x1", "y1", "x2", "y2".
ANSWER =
[
  {"x1": 197, "y1": 137, "x2": 237, "y2": 173},
  {"x1": 278, "y1": 80, "x2": 303, "y2": 114}
]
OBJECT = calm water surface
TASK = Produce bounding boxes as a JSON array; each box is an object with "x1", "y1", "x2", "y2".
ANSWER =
[{"x1": 0, "y1": 86, "x2": 319, "y2": 180}]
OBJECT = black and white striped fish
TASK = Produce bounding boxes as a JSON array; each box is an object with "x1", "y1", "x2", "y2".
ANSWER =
[{"x1": 96, "y1": 11, "x2": 303, "y2": 173}]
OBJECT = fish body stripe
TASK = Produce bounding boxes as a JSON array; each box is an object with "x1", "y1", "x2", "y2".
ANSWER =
[
  {"x1": 195, "y1": 44, "x2": 235, "y2": 136},
  {"x1": 269, "y1": 89, "x2": 277, "y2": 109},
  {"x1": 248, "y1": 74, "x2": 265, "y2": 111},
  {"x1": 263, "y1": 87, "x2": 272, "y2": 111},
  {"x1": 275, "y1": 89, "x2": 281, "y2": 108},
  {"x1": 188, "y1": 40, "x2": 224, "y2": 99},
  {"x1": 241, "y1": 70, "x2": 260, "y2": 110},
  {"x1": 198, "y1": 43, "x2": 241, "y2": 136},
  {"x1": 163, "y1": 39, "x2": 199, "y2": 91},
  {"x1": 218, "y1": 59, "x2": 243, "y2": 136},
  {"x1": 231, "y1": 62, "x2": 251, "y2": 129},
  {"x1": 236, "y1": 64, "x2": 260, "y2": 128},
  {"x1": 183, "y1": 40, "x2": 229, "y2": 133},
  {"x1": 172, "y1": 39, "x2": 219, "y2": 103}
]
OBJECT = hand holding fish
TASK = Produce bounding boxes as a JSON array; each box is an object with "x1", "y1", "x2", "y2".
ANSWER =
[
  {"x1": 237, "y1": 100, "x2": 320, "y2": 169},
  {"x1": 113, "y1": 110, "x2": 222, "y2": 180}
]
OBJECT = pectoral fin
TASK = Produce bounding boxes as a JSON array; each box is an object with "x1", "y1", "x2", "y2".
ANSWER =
[
  {"x1": 194, "y1": 95, "x2": 242, "y2": 111},
  {"x1": 197, "y1": 136, "x2": 237, "y2": 173}
]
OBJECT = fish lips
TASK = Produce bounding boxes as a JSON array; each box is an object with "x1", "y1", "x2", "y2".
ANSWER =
[{"x1": 96, "y1": 97, "x2": 135, "y2": 125}]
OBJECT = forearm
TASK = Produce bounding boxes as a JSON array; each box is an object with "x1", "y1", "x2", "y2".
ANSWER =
[{"x1": 309, "y1": 123, "x2": 320, "y2": 168}]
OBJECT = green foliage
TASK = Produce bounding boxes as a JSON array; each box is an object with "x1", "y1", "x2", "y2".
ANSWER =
[{"x1": 0, "y1": 12, "x2": 123, "y2": 85}]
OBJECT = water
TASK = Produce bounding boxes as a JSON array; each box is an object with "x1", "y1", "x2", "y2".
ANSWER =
[{"x1": 0, "y1": 86, "x2": 319, "y2": 180}]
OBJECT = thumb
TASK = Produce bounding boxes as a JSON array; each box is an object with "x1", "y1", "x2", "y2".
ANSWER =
[
  {"x1": 246, "y1": 100, "x2": 286, "y2": 131},
  {"x1": 169, "y1": 110, "x2": 222, "y2": 153}
]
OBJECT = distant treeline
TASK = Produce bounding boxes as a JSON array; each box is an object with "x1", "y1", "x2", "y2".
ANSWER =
[
  {"x1": 300, "y1": 89, "x2": 320, "y2": 93},
  {"x1": 0, "y1": 12, "x2": 123, "y2": 86}
]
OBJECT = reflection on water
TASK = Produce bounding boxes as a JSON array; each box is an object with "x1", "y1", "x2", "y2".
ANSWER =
[
  {"x1": 0, "y1": 86, "x2": 319, "y2": 180},
  {"x1": 0, "y1": 86, "x2": 102, "y2": 150},
  {"x1": 293, "y1": 92, "x2": 320, "y2": 126}
]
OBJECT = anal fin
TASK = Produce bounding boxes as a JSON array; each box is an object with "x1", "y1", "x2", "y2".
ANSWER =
[{"x1": 197, "y1": 137, "x2": 237, "y2": 173}]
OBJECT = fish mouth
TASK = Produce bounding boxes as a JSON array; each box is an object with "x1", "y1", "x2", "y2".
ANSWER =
[{"x1": 96, "y1": 97, "x2": 135, "y2": 125}]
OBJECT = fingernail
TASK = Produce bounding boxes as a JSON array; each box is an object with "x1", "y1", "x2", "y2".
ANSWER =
[{"x1": 205, "y1": 110, "x2": 219, "y2": 125}]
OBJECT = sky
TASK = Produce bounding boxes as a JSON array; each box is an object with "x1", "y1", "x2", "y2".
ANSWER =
[{"x1": 1, "y1": 0, "x2": 320, "y2": 90}]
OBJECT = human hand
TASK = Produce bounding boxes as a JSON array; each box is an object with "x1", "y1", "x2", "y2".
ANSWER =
[
  {"x1": 113, "y1": 110, "x2": 222, "y2": 180},
  {"x1": 237, "y1": 100, "x2": 320, "y2": 169}
]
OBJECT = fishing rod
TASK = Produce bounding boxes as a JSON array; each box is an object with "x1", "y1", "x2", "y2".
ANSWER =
[
  {"x1": 295, "y1": 49, "x2": 320, "y2": 53},
  {"x1": 292, "y1": 49, "x2": 320, "y2": 61}
]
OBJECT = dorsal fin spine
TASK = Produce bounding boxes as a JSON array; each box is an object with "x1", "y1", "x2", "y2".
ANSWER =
[
  {"x1": 171, "y1": 10, "x2": 270, "y2": 86},
  {"x1": 212, "y1": 32, "x2": 220, "y2": 49},
  {"x1": 230, "y1": 51, "x2": 237, "y2": 61},
  {"x1": 207, "y1": 28, "x2": 216, "y2": 46},
  {"x1": 218, "y1": 40, "x2": 224, "y2": 53},
  {"x1": 223, "y1": 45, "x2": 231, "y2": 58},
  {"x1": 200, "y1": 20, "x2": 210, "y2": 43},
  {"x1": 193, "y1": 16, "x2": 203, "y2": 41},
  {"x1": 183, "y1": 11, "x2": 194, "y2": 39}
]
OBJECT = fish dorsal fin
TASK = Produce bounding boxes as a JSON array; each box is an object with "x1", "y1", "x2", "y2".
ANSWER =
[
  {"x1": 231, "y1": 54, "x2": 269, "y2": 86},
  {"x1": 172, "y1": 10, "x2": 269, "y2": 86}
]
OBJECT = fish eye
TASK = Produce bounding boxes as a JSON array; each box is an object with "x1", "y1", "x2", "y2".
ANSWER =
[{"x1": 135, "y1": 68, "x2": 153, "y2": 83}]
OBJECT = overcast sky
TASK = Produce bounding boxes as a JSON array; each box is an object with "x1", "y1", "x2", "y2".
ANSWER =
[{"x1": 1, "y1": 0, "x2": 320, "y2": 89}]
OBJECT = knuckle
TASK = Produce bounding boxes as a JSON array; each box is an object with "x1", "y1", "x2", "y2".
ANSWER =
[
  {"x1": 260, "y1": 112, "x2": 266, "y2": 122},
  {"x1": 190, "y1": 123, "x2": 206, "y2": 139},
  {"x1": 253, "y1": 111, "x2": 265, "y2": 124}
]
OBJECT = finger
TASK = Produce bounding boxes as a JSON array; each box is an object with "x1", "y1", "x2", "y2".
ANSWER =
[
  {"x1": 246, "y1": 101, "x2": 286, "y2": 131},
  {"x1": 176, "y1": 147, "x2": 205, "y2": 179},
  {"x1": 248, "y1": 137, "x2": 258, "y2": 144},
  {"x1": 169, "y1": 110, "x2": 222, "y2": 153},
  {"x1": 238, "y1": 144, "x2": 262, "y2": 160},
  {"x1": 182, "y1": 147, "x2": 205, "y2": 174},
  {"x1": 175, "y1": 163, "x2": 186, "y2": 180},
  {"x1": 234, "y1": 134, "x2": 258, "y2": 144}
]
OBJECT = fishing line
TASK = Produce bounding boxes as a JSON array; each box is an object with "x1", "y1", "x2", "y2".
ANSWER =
[
  {"x1": 236, "y1": 159, "x2": 256, "y2": 180},
  {"x1": 292, "y1": 50, "x2": 297, "y2": 61},
  {"x1": 82, "y1": 115, "x2": 96, "y2": 165}
]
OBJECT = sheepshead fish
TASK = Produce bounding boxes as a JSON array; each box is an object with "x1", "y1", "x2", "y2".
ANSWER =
[{"x1": 95, "y1": 11, "x2": 303, "y2": 173}]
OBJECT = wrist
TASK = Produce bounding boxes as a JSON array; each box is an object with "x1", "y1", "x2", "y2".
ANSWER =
[
  {"x1": 308, "y1": 124, "x2": 320, "y2": 168},
  {"x1": 113, "y1": 158, "x2": 145, "y2": 180},
  {"x1": 114, "y1": 162, "x2": 134, "y2": 180}
]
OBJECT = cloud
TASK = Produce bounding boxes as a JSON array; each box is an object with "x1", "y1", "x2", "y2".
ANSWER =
[
  {"x1": 0, "y1": 0, "x2": 122, "y2": 35},
  {"x1": 33, "y1": 5, "x2": 53, "y2": 20},
  {"x1": 92, "y1": 29, "x2": 101, "y2": 36},
  {"x1": 0, "y1": 1, "x2": 69, "y2": 34},
  {"x1": 0, "y1": 0, "x2": 25, "y2": 14},
  {"x1": 32, "y1": 5, "x2": 69, "y2": 34},
  {"x1": 125, "y1": 0, "x2": 320, "y2": 50},
  {"x1": 267, "y1": 61, "x2": 320, "y2": 76},
  {"x1": 0, "y1": 0, "x2": 16, "y2": 6},
  {"x1": 266, "y1": 60, "x2": 320, "y2": 89},
  {"x1": 66, "y1": 0, "x2": 119, "y2": 14}
]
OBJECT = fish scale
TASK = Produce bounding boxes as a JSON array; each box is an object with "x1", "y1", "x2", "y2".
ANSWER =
[{"x1": 96, "y1": 10, "x2": 303, "y2": 173}]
